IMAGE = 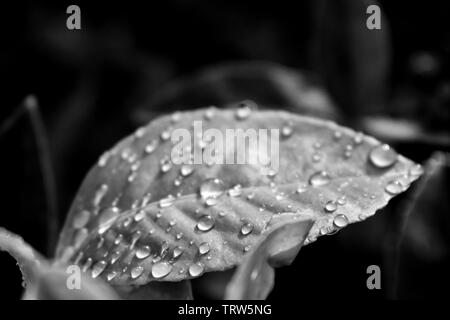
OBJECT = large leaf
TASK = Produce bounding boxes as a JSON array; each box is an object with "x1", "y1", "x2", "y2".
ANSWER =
[{"x1": 55, "y1": 103, "x2": 421, "y2": 288}]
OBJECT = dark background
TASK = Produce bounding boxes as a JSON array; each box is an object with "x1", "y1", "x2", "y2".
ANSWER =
[{"x1": 0, "y1": 0, "x2": 449, "y2": 300}]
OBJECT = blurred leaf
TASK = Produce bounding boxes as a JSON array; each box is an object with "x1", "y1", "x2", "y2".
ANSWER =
[
  {"x1": 133, "y1": 61, "x2": 338, "y2": 124},
  {"x1": 310, "y1": 0, "x2": 390, "y2": 116},
  {"x1": 392, "y1": 152, "x2": 450, "y2": 298},
  {"x1": 56, "y1": 104, "x2": 420, "y2": 289},
  {"x1": 225, "y1": 219, "x2": 313, "y2": 299}
]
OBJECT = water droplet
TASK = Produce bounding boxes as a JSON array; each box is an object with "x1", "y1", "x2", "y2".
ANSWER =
[
  {"x1": 107, "y1": 271, "x2": 118, "y2": 281},
  {"x1": 235, "y1": 105, "x2": 251, "y2": 120},
  {"x1": 128, "y1": 172, "x2": 137, "y2": 183},
  {"x1": 313, "y1": 141, "x2": 322, "y2": 149},
  {"x1": 198, "y1": 242, "x2": 210, "y2": 255},
  {"x1": 134, "y1": 127, "x2": 146, "y2": 138},
  {"x1": 197, "y1": 215, "x2": 215, "y2": 232},
  {"x1": 151, "y1": 262, "x2": 172, "y2": 279},
  {"x1": 180, "y1": 164, "x2": 194, "y2": 177},
  {"x1": 353, "y1": 132, "x2": 363, "y2": 145},
  {"x1": 131, "y1": 266, "x2": 144, "y2": 279},
  {"x1": 144, "y1": 140, "x2": 158, "y2": 154},
  {"x1": 93, "y1": 184, "x2": 108, "y2": 207},
  {"x1": 98, "y1": 151, "x2": 111, "y2": 167},
  {"x1": 333, "y1": 214, "x2": 349, "y2": 228},
  {"x1": 136, "y1": 246, "x2": 151, "y2": 259},
  {"x1": 324, "y1": 200, "x2": 337, "y2": 213},
  {"x1": 161, "y1": 129, "x2": 171, "y2": 141},
  {"x1": 333, "y1": 131, "x2": 342, "y2": 140},
  {"x1": 131, "y1": 161, "x2": 141, "y2": 172},
  {"x1": 91, "y1": 260, "x2": 107, "y2": 278},
  {"x1": 228, "y1": 184, "x2": 242, "y2": 197},
  {"x1": 240, "y1": 222, "x2": 254, "y2": 236},
  {"x1": 312, "y1": 152, "x2": 322, "y2": 163},
  {"x1": 243, "y1": 245, "x2": 251, "y2": 252},
  {"x1": 160, "y1": 158, "x2": 172, "y2": 173},
  {"x1": 73, "y1": 210, "x2": 90, "y2": 228},
  {"x1": 204, "y1": 107, "x2": 215, "y2": 120},
  {"x1": 337, "y1": 196, "x2": 347, "y2": 205},
  {"x1": 159, "y1": 195, "x2": 175, "y2": 208},
  {"x1": 205, "y1": 197, "x2": 218, "y2": 206},
  {"x1": 188, "y1": 262, "x2": 204, "y2": 277},
  {"x1": 281, "y1": 124, "x2": 293, "y2": 137},
  {"x1": 174, "y1": 177, "x2": 182, "y2": 187},
  {"x1": 176, "y1": 232, "x2": 184, "y2": 240},
  {"x1": 98, "y1": 207, "x2": 119, "y2": 234},
  {"x1": 296, "y1": 184, "x2": 307, "y2": 194},
  {"x1": 110, "y1": 251, "x2": 122, "y2": 264},
  {"x1": 369, "y1": 144, "x2": 398, "y2": 168},
  {"x1": 129, "y1": 231, "x2": 142, "y2": 250},
  {"x1": 114, "y1": 234, "x2": 123, "y2": 245},
  {"x1": 309, "y1": 171, "x2": 330, "y2": 187},
  {"x1": 134, "y1": 210, "x2": 146, "y2": 222},
  {"x1": 219, "y1": 211, "x2": 227, "y2": 217},
  {"x1": 173, "y1": 246, "x2": 183, "y2": 259},
  {"x1": 385, "y1": 180, "x2": 403, "y2": 195},
  {"x1": 171, "y1": 112, "x2": 181, "y2": 123},
  {"x1": 200, "y1": 178, "x2": 225, "y2": 200}
]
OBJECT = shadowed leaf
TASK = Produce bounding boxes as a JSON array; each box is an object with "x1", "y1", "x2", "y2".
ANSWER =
[{"x1": 225, "y1": 218, "x2": 313, "y2": 299}]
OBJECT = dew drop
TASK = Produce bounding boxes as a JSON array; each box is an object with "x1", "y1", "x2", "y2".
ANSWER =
[
  {"x1": 159, "y1": 194, "x2": 175, "y2": 208},
  {"x1": 171, "y1": 112, "x2": 181, "y2": 123},
  {"x1": 160, "y1": 129, "x2": 171, "y2": 141},
  {"x1": 369, "y1": 144, "x2": 398, "y2": 168},
  {"x1": 204, "y1": 107, "x2": 215, "y2": 120},
  {"x1": 235, "y1": 105, "x2": 252, "y2": 120},
  {"x1": 107, "y1": 271, "x2": 118, "y2": 281},
  {"x1": 353, "y1": 132, "x2": 363, "y2": 145},
  {"x1": 205, "y1": 197, "x2": 218, "y2": 207},
  {"x1": 385, "y1": 180, "x2": 403, "y2": 195},
  {"x1": 200, "y1": 178, "x2": 225, "y2": 200},
  {"x1": 333, "y1": 131, "x2": 342, "y2": 140},
  {"x1": 296, "y1": 184, "x2": 307, "y2": 194},
  {"x1": 144, "y1": 140, "x2": 158, "y2": 154},
  {"x1": 176, "y1": 232, "x2": 184, "y2": 240},
  {"x1": 173, "y1": 246, "x2": 183, "y2": 259},
  {"x1": 131, "y1": 266, "x2": 144, "y2": 279},
  {"x1": 281, "y1": 124, "x2": 293, "y2": 137},
  {"x1": 82, "y1": 258, "x2": 93, "y2": 272},
  {"x1": 228, "y1": 184, "x2": 242, "y2": 197},
  {"x1": 309, "y1": 171, "x2": 330, "y2": 187},
  {"x1": 333, "y1": 214, "x2": 349, "y2": 228},
  {"x1": 98, "y1": 151, "x2": 111, "y2": 167},
  {"x1": 98, "y1": 207, "x2": 119, "y2": 234},
  {"x1": 136, "y1": 246, "x2": 151, "y2": 259},
  {"x1": 337, "y1": 196, "x2": 347, "y2": 205},
  {"x1": 134, "y1": 127, "x2": 146, "y2": 138},
  {"x1": 114, "y1": 234, "x2": 123, "y2": 245},
  {"x1": 134, "y1": 210, "x2": 146, "y2": 222},
  {"x1": 180, "y1": 164, "x2": 194, "y2": 177},
  {"x1": 151, "y1": 262, "x2": 172, "y2": 279},
  {"x1": 91, "y1": 260, "x2": 107, "y2": 278},
  {"x1": 160, "y1": 158, "x2": 172, "y2": 173},
  {"x1": 324, "y1": 200, "x2": 337, "y2": 213},
  {"x1": 198, "y1": 242, "x2": 210, "y2": 255},
  {"x1": 188, "y1": 262, "x2": 205, "y2": 277},
  {"x1": 197, "y1": 215, "x2": 215, "y2": 232},
  {"x1": 312, "y1": 152, "x2": 322, "y2": 163},
  {"x1": 110, "y1": 251, "x2": 122, "y2": 264},
  {"x1": 73, "y1": 210, "x2": 90, "y2": 229},
  {"x1": 240, "y1": 222, "x2": 254, "y2": 236},
  {"x1": 174, "y1": 177, "x2": 182, "y2": 187}
]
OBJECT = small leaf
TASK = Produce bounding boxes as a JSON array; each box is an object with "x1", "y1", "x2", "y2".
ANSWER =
[
  {"x1": 225, "y1": 218, "x2": 314, "y2": 299},
  {"x1": 55, "y1": 104, "x2": 421, "y2": 288}
]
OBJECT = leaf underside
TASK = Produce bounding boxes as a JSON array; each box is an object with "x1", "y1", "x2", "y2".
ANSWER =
[{"x1": 55, "y1": 103, "x2": 421, "y2": 287}]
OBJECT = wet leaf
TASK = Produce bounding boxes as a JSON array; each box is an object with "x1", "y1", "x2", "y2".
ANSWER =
[
  {"x1": 225, "y1": 219, "x2": 313, "y2": 299},
  {"x1": 55, "y1": 103, "x2": 421, "y2": 288}
]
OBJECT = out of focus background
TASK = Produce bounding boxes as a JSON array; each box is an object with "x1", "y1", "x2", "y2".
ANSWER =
[{"x1": 0, "y1": 0, "x2": 449, "y2": 300}]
